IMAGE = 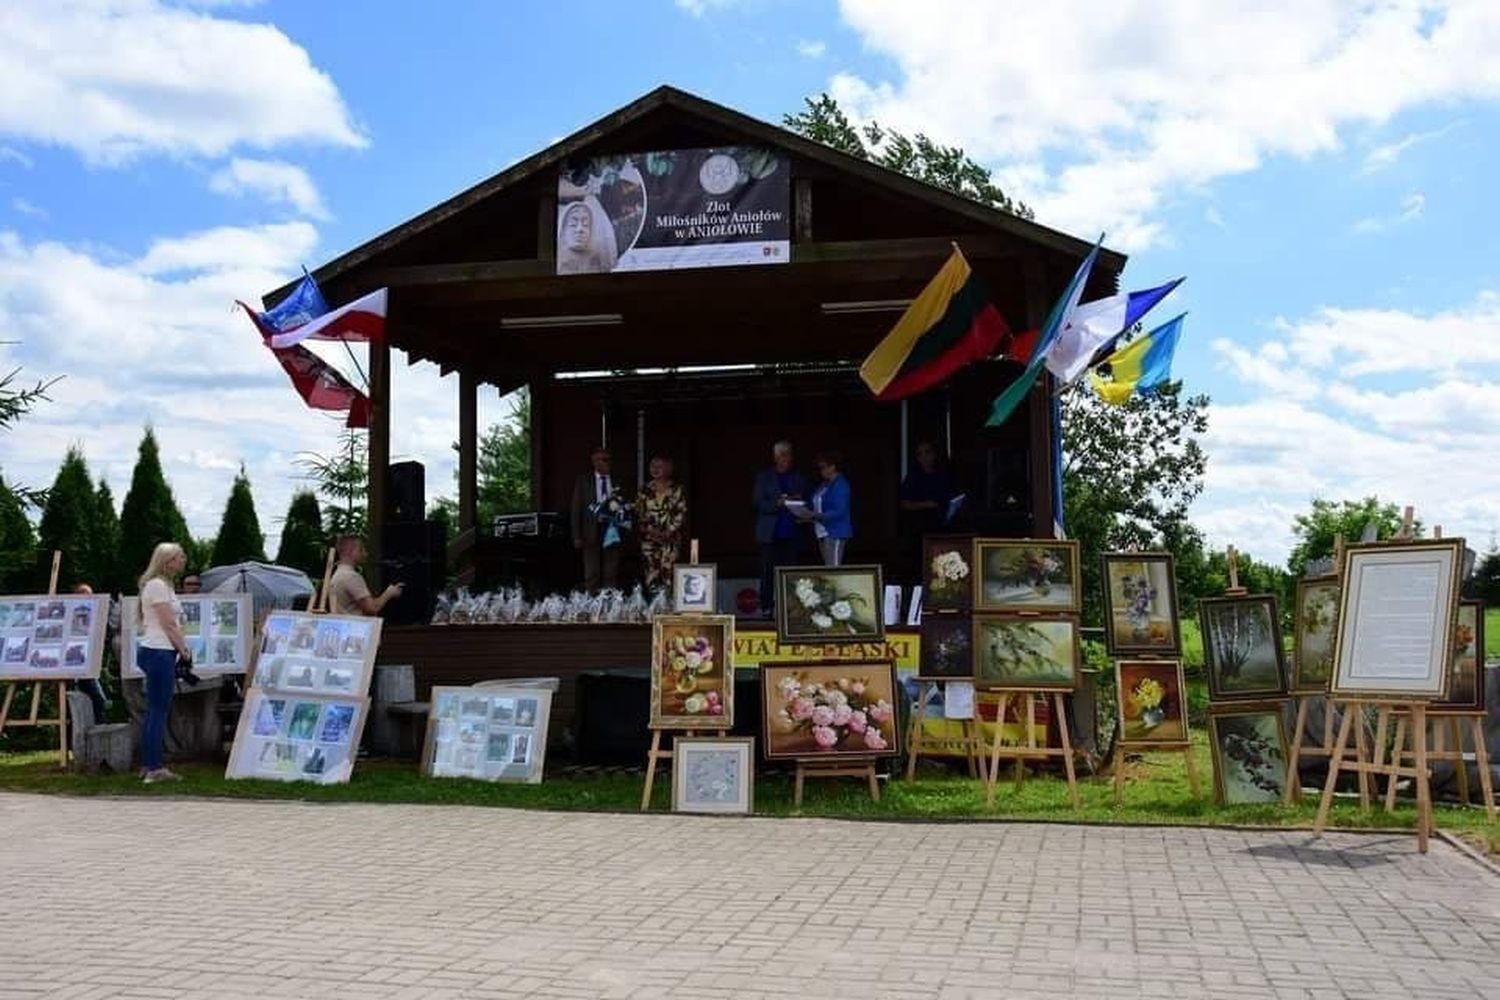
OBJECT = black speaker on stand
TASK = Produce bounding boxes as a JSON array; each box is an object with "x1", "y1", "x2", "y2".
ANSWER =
[
  {"x1": 381, "y1": 520, "x2": 445, "y2": 627},
  {"x1": 387, "y1": 461, "x2": 426, "y2": 524}
]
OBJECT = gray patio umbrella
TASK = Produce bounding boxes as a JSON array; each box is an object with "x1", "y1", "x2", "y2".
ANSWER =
[{"x1": 199, "y1": 561, "x2": 315, "y2": 621}]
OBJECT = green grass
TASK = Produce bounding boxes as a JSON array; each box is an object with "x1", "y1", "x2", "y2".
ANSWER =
[
  {"x1": 4, "y1": 735, "x2": 1495, "y2": 854},
  {"x1": 1487, "y1": 608, "x2": 1500, "y2": 660}
]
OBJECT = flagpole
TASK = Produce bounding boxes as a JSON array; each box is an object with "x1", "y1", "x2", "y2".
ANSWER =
[{"x1": 1050, "y1": 382, "x2": 1065, "y2": 539}]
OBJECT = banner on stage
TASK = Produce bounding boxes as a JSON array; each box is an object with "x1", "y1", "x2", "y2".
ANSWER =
[
  {"x1": 556, "y1": 147, "x2": 789, "y2": 274},
  {"x1": 731, "y1": 629, "x2": 917, "y2": 675}
]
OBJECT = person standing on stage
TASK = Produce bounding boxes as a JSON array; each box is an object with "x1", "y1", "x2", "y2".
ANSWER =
[
  {"x1": 329, "y1": 535, "x2": 404, "y2": 617},
  {"x1": 136, "y1": 542, "x2": 190, "y2": 783},
  {"x1": 635, "y1": 454, "x2": 687, "y2": 596},
  {"x1": 899, "y1": 440, "x2": 959, "y2": 535},
  {"x1": 810, "y1": 451, "x2": 853, "y2": 567},
  {"x1": 571, "y1": 447, "x2": 626, "y2": 591},
  {"x1": 752, "y1": 440, "x2": 807, "y2": 616}
]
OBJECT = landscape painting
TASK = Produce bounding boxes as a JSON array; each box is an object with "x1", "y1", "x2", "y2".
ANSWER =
[{"x1": 1200, "y1": 596, "x2": 1287, "y2": 701}]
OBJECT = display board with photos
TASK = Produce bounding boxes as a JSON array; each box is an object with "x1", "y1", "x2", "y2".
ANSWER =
[
  {"x1": 423, "y1": 686, "x2": 554, "y2": 784},
  {"x1": 1291, "y1": 577, "x2": 1340, "y2": 693},
  {"x1": 1199, "y1": 595, "x2": 1287, "y2": 702},
  {"x1": 761, "y1": 661, "x2": 900, "y2": 760},
  {"x1": 1433, "y1": 600, "x2": 1485, "y2": 714},
  {"x1": 672, "y1": 736, "x2": 755, "y2": 814},
  {"x1": 650, "y1": 614, "x2": 735, "y2": 729},
  {"x1": 0, "y1": 594, "x2": 109, "y2": 681},
  {"x1": 252, "y1": 612, "x2": 383, "y2": 697},
  {"x1": 225, "y1": 689, "x2": 368, "y2": 784},
  {"x1": 1208, "y1": 703, "x2": 1290, "y2": 805},
  {"x1": 120, "y1": 594, "x2": 254, "y2": 679},
  {"x1": 1331, "y1": 540, "x2": 1464, "y2": 700},
  {"x1": 1100, "y1": 552, "x2": 1181, "y2": 656},
  {"x1": 774, "y1": 565, "x2": 885, "y2": 645},
  {"x1": 921, "y1": 536, "x2": 974, "y2": 612},
  {"x1": 974, "y1": 539, "x2": 1081, "y2": 614},
  {"x1": 972, "y1": 614, "x2": 1081, "y2": 691}
]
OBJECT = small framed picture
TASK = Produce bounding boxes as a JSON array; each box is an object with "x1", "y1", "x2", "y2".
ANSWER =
[
  {"x1": 774, "y1": 565, "x2": 885, "y2": 645},
  {"x1": 1209, "y1": 704, "x2": 1290, "y2": 805},
  {"x1": 671, "y1": 737, "x2": 755, "y2": 815},
  {"x1": 972, "y1": 614, "x2": 1080, "y2": 690},
  {"x1": 1115, "y1": 659, "x2": 1189, "y2": 745},
  {"x1": 1433, "y1": 600, "x2": 1484, "y2": 714},
  {"x1": 918, "y1": 613, "x2": 972, "y2": 679},
  {"x1": 672, "y1": 564, "x2": 717, "y2": 613},
  {"x1": 974, "y1": 539, "x2": 1081, "y2": 614},
  {"x1": 1292, "y1": 577, "x2": 1340, "y2": 693},
  {"x1": 1199, "y1": 595, "x2": 1287, "y2": 702},
  {"x1": 1101, "y1": 552, "x2": 1181, "y2": 656},
  {"x1": 921, "y1": 535, "x2": 974, "y2": 612}
]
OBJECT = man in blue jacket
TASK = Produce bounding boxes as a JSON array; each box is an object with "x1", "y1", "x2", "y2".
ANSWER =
[{"x1": 752, "y1": 440, "x2": 807, "y2": 616}]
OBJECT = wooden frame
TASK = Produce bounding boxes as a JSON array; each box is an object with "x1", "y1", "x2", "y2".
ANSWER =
[
  {"x1": 760, "y1": 660, "x2": 900, "y2": 760},
  {"x1": 0, "y1": 594, "x2": 110, "y2": 681},
  {"x1": 972, "y1": 613, "x2": 1081, "y2": 691},
  {"x1": 1199, "y1": 595, "x2": 1287, "y2": 702},
  {"x1": 671, "y1": 736, "x2": 755, "y2": 814},
  {"x1": 422, "y1": 685, "x2": 554, "y2": 784},
  {"x1": 649, "y1": 614, "x2": 735, "y2": 729},
  {"x1": 1208, "y1": 703, "x2": 1290, "y2": 805},
  {"x1": 671, "y1": 563, "x2": 717, "y2": 613},
  {"x1": 225, "y1": 689, "x2": 370, "y2": 785},
  {"x1": 921, "y1": 535, "x2": 974, "y2": 612},
  {"x1": 973, "y1": 539, "x2": 1081, "y2": 614},
  {"x1": 120, "y1": 594, "x2": 254, "y2": 679},
  {"x1": 1432, "y1": 600, "x2": 1484, "y2": 714},
  {"x1": 1291, "y1": 577, "x2": 1339, "y2": 693},
  {"x1": 773, "y1": 565, "x2": 885, "y2": 645},
  {"x1": 1331, "y1": 540, "x2": 1463, "y2": 699},
  {"x1": 1100, "y1": 552, "x2": 1181, "y2": 656},
  {"x1": 1114, "y1": 659, "x2": 1189, "y2": 746},
  {"x1": 252, "y1": 611, "x2": 384, "y2": 697},
  {"x1": 917, "y1": 612, "x2": 973, "y2": 679}
]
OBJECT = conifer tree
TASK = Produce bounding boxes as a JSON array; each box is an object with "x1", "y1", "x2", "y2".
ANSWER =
[
  {"x1": 117, "y1": 428, "x2": 189, "y2": 588},
  {"x1": 92, "y1": 479, "x2": 122, "y2": 593},
  {"x1": 37, "y1": 446, "x2": 97, "y2": 591},
  {"x1": 274, "y1": 490, "x2": 327, "y2": 579},
  {"x1": 0, "y1": 473, "x2": 35, "y2": 591},
  {"x1": 211, "y1": 466, "x2": 267, "y2": 566}
]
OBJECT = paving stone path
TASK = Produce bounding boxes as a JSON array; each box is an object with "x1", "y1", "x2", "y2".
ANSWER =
[{"x1": 1, "y1": 793, "x2": 1497, "y2": 999}]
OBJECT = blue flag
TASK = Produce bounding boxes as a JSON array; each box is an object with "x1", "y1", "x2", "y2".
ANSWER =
[{"x1": 262, "y1": 273, "x2": 329, "y2": 334}]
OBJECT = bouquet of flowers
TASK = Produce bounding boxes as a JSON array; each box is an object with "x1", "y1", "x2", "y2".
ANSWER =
[
  {"x1": 1119, "y1": 573, "x2": 1158, "y2": 632},
  {"x1": 772, "y1": 672, "x2": 893, "y2": 752},
  {"x1": 589, "y1": 490, "x2": 634, "y2": 549},
  {"x1": 788, "y1": 575, "x2": 874, "y2": 635},
  {"x1": 1129, "y1": 676, "x2": 1167, "y2": 727},
  {"x1": 928, "y1": 548, "x2": 970, "y2": 597},
  {"x1": 664, "y1": 632, "x2": 724, "y2": 716}
]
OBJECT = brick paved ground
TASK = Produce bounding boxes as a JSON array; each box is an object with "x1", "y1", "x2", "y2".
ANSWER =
[{"x1": 1, "y1": 794, "x2": 1497, "y2": 1000}]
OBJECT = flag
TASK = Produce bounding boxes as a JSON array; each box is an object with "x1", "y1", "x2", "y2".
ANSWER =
[
  {"x1": 1088, "y1": 313, "x2": 1187, "y2": 405},
  {"x1": 1043, "y1": 277, "x2": 1183, "y2": 384},
  {"x1": 265, "y1": 287, "x2": 387, "y2": 349},
  {"x1": 984, "y1": 238, "x2": 1101, "y2": 427},
  {"x1": 859, "y1": 247, "x2": 1012, "y2": 400},
  {"x1": 262, "y1": 273, "x2": 329, "y2": 333},
  {"x1": 266, "y1": 343, "x2": 371, "y2": 428}
]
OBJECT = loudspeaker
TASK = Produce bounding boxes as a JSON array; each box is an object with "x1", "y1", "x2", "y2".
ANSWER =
[
  {"x1": 387, "y1": 461, "x2": 425, "y2": 523},
  {"x1": 984, "y1": 446, "x2": 1029, "y2": 512},
  {"x1": 380, "y1": 519, "x2": 445, "y2": 626}
]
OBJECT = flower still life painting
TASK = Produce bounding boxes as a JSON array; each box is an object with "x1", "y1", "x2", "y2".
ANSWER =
[
  {"x1": 1434, "y1": 600, "x2": 1484, "y2": 712},
  {"x1": 922, "y1": 536, "x2": 973, "y2": 612},
  {"x1": 919, "y1": 613, "x2": 973, "y2": 678},
  {"x1": 1115, "y1": 660, "x2": 1188, "y2": 744},
  {"x1": 650, "y1": 615, "x2": 735, "y2": 729},
  {"x1": 1101, "y1": 553, "x2": 1180, "y2": 655},
  {"x1": 1200, "y1": 596, "x2": 1287, "y2": 701},
  {"x1": 975, "y1": 540, "x2": 1080, "y2": 613},
  {"x1": 774, "y1": 565, "x2": 884, "y2": 644},
  {"x1": 671, "y1": 737, "x2": 755, "y2": 814},
  {"x1": 1209, "y1": 707, "x2": 1289, "y2": 805},
  {"x1": 761, "y1": 662, "x2": 899, "y2": 759},
  {"x1": 1292, "y1": 578, "x2": 1339, "y2": 692},
  {"x1": 973, "y1": 615, "x2": 1080, "y2": 690}
]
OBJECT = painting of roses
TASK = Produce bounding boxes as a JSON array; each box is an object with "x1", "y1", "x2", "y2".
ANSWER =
[
  {"x1": 774, "y1": 565, "x2": 884, "y2": 644},
  {"x1": 922, "y1": 536, "x2": 974, "y2": 611},
  {"x1": 650, "y1": 614, "x2": 735, "y2": 729},
  {"x1": 761, "y1": 662, "x2": 900, "y2": 759}
]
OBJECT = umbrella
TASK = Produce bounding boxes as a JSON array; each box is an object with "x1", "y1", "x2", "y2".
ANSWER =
[{"x1": 200, "y1": 561, "x2": 315, "y2": 621}]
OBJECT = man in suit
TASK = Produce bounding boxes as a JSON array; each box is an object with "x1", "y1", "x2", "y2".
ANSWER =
[
  {"x1": 752, "y1": 440, "x2": 808, "y2": 616},
  {"x1": 571, "y1": 446, "x2": 623, "y2": 591}
]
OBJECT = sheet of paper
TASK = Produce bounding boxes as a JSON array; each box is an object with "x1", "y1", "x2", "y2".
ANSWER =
[
  {"x1": 943, "y1": 681, "x2": 975, "y2": 719},
  {"x1": 906, "y1": 586, "x2": 923, "y2": 625},
  {"x1": 1348, "y1": 561, "x2": 1443, "y2": 680},
  {"x1": 883, "y1": 585, "x2": 902, "y2": 628}
]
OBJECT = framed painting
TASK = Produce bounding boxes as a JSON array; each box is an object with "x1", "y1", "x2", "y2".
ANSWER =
[
  {"x1": 1291, "y1": 577, "x2": 1339, "y2": 693},
  {"x1": 918, "y1": 613, "x2": 973, "y2": 679},
  {"x1": 1433, "y1": 600, "x2": 1484, "y2": 714},
  {"x1": 761, "y1": 661, "x2": 899, "y2": 759},
  {"x1": 0, "y1": 594, "x2": 110, "y2": 681},
  {"x1": 1331, "y1": 540, "x2": 1464, "y2": 699},
  {"x1": 1101, "y1": 552, "x2": 1181, "y2": 656},
  {"x1": 1115, "y1": 659, "x2": 1189, "y2": 745},
  {"x1": 251, "y1": 611, "x2": 383, "y2": 697},
  {"x1": 672, "y1": 563, "x2": 717, "y2": 613},
  {"x1": 225, "y1": 689, "x2": 369, "y2": 785},
  {"x1": 974, "y1": 539, "x2": 1081, "y2": 614},
  {"x1": 774, "y1": 565, "x2": 884, "y2": 645},
  {"x1": 650, "y1": 614, "x2": 735, "y2": 729},
  {"x1": 120, "y1": 594, "x2": 254, "y2": 679},
  {"x1": 921, "y1": 535, "x2": 974, "y2": 612},
  {"x1": 422, "y1": 685, "x2": 554, "y2": 783},
  {"x1": 1199, "y1": 596, "x2": 1287, "y2": 702},
  {"x1": 972, "y1": 614, "x2": 1080, "y2": 691},
  {"x1": 671, "y1": 737, "x2": 755, "y2": 814},
  {"x1": 1208, "y1": 704, "x2": 1290, "y2": 805}
]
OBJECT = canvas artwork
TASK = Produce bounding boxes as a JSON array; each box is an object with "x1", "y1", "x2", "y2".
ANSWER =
[
  {"x1": 922, "y1": 536, "x2": 974, "y2": 612},
  {"x1": 1115, "y1": 659, "x2": 1189, "y2": 744},
  {"x1": 774, "y1": 565, "x2": 885, "y2": 644},
  {"x1": 1434, "y1": 600, "x2": 1485, "y2": 713},
  {"x1": 650, "y1": 614, "x2": 734, "y2": 729},
  {"x1": 1209, "y1": 706, "x2": 1289, "y2": 805},
  {"x1": 422, "y1": 685, "x2": 554, "y2": 783},
  {"x1": 672, "y1": 564, "x2": 718, "y2": 613},
  {"x1": 671, "y1": 737, "x2": 755, "y2": 814},
  {"x1": 1101, "y1": 553, "x2": 1181, "y2": 655},
  {"x1": 251, "y1": 611, "x2": 382, "y2": 697},
  {"x1": 1199, "y1": 596, "x2": 1287, "y2": 701},
  {"x1": 225, "y1": 689, "x2": 368, "y2": 785},
  {"x1": 0, "y1": 594, "x2": 109, "y2": 681},
  {"x1": 919, "y1": 613, "x2": 973, "y2": 678},
  {"x1": 120, "y1": 594, "x2": 254, "y2": 680},
  {"x1": 1292, "y1": 578, "x2": 1340, "y2": 693},
  {"x1": 974, "y1": 540, "x2": 1080, "y2": 614},
  {"x1": 973, "y1": 615, "x2": 1080, "y2": 690},
  {"x1": 761, "y1": 662, "x2": 899, "y2": 759}
]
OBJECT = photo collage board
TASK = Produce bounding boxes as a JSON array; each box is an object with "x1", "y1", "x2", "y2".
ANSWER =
[
  {"x1": 252, "y1": 611, "x2": 382, "y2": 697},
  {"x1": 422, "y1": 686, "x2": 554, "y2": 784},
  {"x1": 120, "y1": 594, "x2": 254, "y2": 679},
  {"x1": 0, "y1": 594, "x2": 110, "y2": 681}
]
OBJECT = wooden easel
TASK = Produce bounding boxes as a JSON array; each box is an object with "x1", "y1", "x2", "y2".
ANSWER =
[
  {"x1": 984, "y1": 688, "x2": 1080, "y2": 809},
  {"x1": 1111, "y1": 736, "x2": 1199, "y2": 804},
  {"x1": 1283, "y1": 534, "x2": 1344, "y2": 805},
  {"x1": 1380, "y1": 710, "x2": 1496, "y2": 820},
  {"x1": 0, "y1": 551, "x2": 70, "y2": 768},
  {"x1": 311, "y1": 546, "x2": 336, "y2": 614},
  {"x1": 905, "y1": 678, "x2": 987, "y2": 781},
  {"x1": 794, "y1": 755, "x2": 880, "y2": 806},
  {"x1": 640, "y1": 728, "x2": 728, "y2": 811}
]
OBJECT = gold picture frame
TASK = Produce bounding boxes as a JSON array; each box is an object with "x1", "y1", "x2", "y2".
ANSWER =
[
  {"x1": 974, "y1": 539, "x2": 1081, "y2": 614},
  {"x1": 650, "y1": 614, "x2": 735, "y2": 729}
]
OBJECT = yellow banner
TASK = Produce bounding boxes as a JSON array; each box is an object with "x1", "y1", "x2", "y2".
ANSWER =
[{"x1": 732, "y1": 629, "x2": 919, "y2": 673}]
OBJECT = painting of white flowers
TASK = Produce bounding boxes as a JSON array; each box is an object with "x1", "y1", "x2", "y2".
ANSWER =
[
  {"x1": 922, "y1": 536, "x2": 974, "y2": 612},
  {"x1": 975, "y1": 540, "x2": 1081, "y2": 614},
  {"x1": 671, "y1": 737, "x2": 755, "y2": 814},
  {"x1": 650, "y1": 615, "x2": 735, "y2": 729},
  {"x1": 774, "y1": 565, "x2": 884, "y2": 645},
  {"x1": 761, "y1": 662, "x2": 899, "y2": 759}
]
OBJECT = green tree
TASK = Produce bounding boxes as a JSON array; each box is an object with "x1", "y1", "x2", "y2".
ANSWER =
[
  {"x1": 0, "y1": 366, "x2": 60, "y2": 508},
  {"x1": 92, "y1": 479, "x2": 122, "y2": 594},
  {"x1": 475, "y1": 389, "x2": 531, "y2": 526},
  {"x1": 211, "y1": 466, "x2": 267, "y2": 566},
  {"x1": 275, "y1": 490, "x2": 328, "y2": 579},
  {"x1": 117, "y1": 428, "x2": 190, "y2": 588},
  {"x1": 299, "y1": 427, "x2": 368, "y2": 538},
  {"x1": 0, "y1": 474, "x2": 36, "y2": 591},
  {"x1": 37, "y1": 447, "x2": 100, "y2": 591},
  {"x1": 1204, "y1": 547, "x2": 1293, "y2": 621},
  {"x1": 1287, "y1": 497, "x2": 1414, "y2": 577},
  {"x1": 184, "y1": 536, "x2": 216, "y2": 576},
  {"x1": 1469, "y1": 543, "x2": 1500, "y2": 604},
  {"x1": 784, "y1": 94, "x2": 1034, "y2": 218}
]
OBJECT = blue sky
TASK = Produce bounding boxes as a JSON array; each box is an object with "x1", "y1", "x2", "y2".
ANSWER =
[{"x1": 3, "y1": 0, "x2": 1499, "y2": 563}]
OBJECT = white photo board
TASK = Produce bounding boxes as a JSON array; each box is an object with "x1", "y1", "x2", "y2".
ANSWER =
[
  {"x1": 423, "y1": 686, "x2": 553, "y2": 784},
  {"x1": 120, "y1": 594, "x2": 254, "y2": 679},
  {"x1": 0, "y1": 594, "x2": 109, "y2": 681},
  {"x1": 226, "y1": 688, "x2": 369, "y2": 784},
  {"x1": 251, "y1": 611, "x2": 382, "y2": 697}
]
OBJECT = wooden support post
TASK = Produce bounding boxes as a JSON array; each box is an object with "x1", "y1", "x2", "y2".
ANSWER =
[
  {"x1": 317, "y1": 547, "x2": 336, "y2": 614},
  {"x1": 689, "y1": 538, "x2": 700, "y2": 564},
  {"x1": 47, "y1": 551, "x2": 61, "y2": 596},
  {"x1": 1225, "y1": 546, "x2": 1246, "y2": 595},
  {"x1": 367, "y1": 330, "x2": 391, "y2": 590},
  {"x1": 1382, "y1": 709, "x2": 1495, "y2": 822},
  {"x1": 1315, "y1": 698, "x2": 1435, "y2": 852},
  {"x1": 458, "y1": 369, "x2": 478, "y2": 535},
  {"x1": 984, "y1": 689, "x2": 1080, "y2": 810}
]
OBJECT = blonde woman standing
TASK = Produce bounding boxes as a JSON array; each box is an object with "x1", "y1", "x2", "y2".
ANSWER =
[{"x1": 138, "y1": 542, "x2": 190, "y2": 783}]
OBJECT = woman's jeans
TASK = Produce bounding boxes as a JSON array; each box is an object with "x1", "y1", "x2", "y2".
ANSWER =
[{"x1": 137, "y1": 647, "x2": 177, "y2": 771}]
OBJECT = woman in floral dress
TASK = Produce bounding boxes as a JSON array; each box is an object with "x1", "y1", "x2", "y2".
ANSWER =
[{"x1": 636, "y1": 454, "x2": 687, "y2": 595}]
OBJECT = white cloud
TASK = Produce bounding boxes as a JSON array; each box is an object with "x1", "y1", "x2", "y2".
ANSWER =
[
  {"x1": 1352, "y1": 191, "x2": 1424, "y2": 234},
  {"x1": 10, "y1": 197, "x2": 46, "y2": 219},
  {"x1": 1210, "y1": 337, "x2": 1320, "y2": 401},
  {"x1": 0, "y1": 0, "x2": 365, "y2": 164},
  {"x1": 675, "y1": 0, "x2": 739, "y2": 16},
  {"x1": 1362, "y1": 122, "x2": 1460, "y2": 173},
  {"x1": 796, "y1": 39, "x2": 827, "y2": 59},
  {"x1": 0, "y1": 146, "x2": 33, "y2": 169},
  {"x1": 1203, "y1": 206, "x2": 1225, "y2": 229},
  {"x1": 1274, "y1": 292, "x2": 1500, "y2": 377},
  {"x1": 829, "y1": 1, "x2": 1500, "y2": 248},
  {"x1": 208, "y1": 157, "x2": 329, "y2": 219}
]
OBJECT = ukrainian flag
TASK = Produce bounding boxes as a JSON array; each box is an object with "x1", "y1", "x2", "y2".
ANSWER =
[{"x1": 1088, "y1": 313, "x2": 1187, "y2": 405}]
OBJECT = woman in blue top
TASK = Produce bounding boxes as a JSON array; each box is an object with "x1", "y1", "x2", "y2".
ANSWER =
[{"x1": 811, "y1": 451, "x2": 853, "y2": 566}]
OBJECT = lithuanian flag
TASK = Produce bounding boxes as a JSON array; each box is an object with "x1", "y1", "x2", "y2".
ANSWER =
[{"x1": 858, "y1": 247, "x2": 1012, "y2": 400}]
